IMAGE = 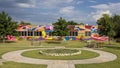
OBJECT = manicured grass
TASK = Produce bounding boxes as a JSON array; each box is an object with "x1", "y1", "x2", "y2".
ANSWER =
[
  {"x1": 0, "y1": 40, "x2": 85, "y2": 48},
  {"x1": 22, "y1": 50, "x2": 99, "y2": 60},
  {"x1": 0, "y1": 47, "x2": 32, "y2": 58},
  {"x1": 41, "y1": 40, "x2": 85, "y2": 48},
  {"x1": 1, "y1": 40, "x2": 120, "y2": 68},
  {"x1": 0, "y1": 41, "x2": 47, "y2": 68},
  {"x1": 0, "y1": 40, "x2": 85, "y2": 58},
  {"x1": 0, "y1": 62, "x2": 47, "y2": 68},
  {"x1": 0, "y1": 40, "x2": 84, "y2": 68},
  {"x1": 0, "y1": 40, "x2": 31, "y2": 47},
  {"x1": 0, "y1": 41, "x2": 45, "y2": 59},
  {"x1": 75, "y1": 43, "x2": 120, "y2": 68}
]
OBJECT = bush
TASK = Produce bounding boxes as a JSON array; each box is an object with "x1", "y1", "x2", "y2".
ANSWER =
[{"x1": 116, "y1": 38, "x2": 120, "y2": 43}]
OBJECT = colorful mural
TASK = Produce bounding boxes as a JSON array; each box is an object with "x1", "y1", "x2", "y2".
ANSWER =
[{"x1": 8, "y1": 24, "x2": 108, "y2": 41}]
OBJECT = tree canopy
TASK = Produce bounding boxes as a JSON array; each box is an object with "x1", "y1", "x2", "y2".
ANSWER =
[
  {"x1": 97, "y1": 14, "x2": 116, "y2": 39},
  {"x1": 52, "y1": 17, "x2": 79, "y2": 36},
  {"x1": 20, "y1": 21, "x2": 31, "y2": 25},
  {"x1": 79, "y1": 22, "x2": 84, "y2": 25},
  {"x1": 0, "y1": 11, "x2": 18, "y2": 42},
  {"x1": 52, "y1": 17, "x2": 69, "y2": 36},
  {"x1": 67, "y1": 21, "x2": 78, "y2": 25},
  {"x1": 97, "y1": 14, "x2": 120, "y2": 38},
  {"x1": 112, "y1": 15, "x2": 120, "y2": 38}
]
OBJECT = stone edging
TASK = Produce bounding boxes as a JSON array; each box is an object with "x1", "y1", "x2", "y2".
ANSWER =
[
  {"x1": 39, "y1": 49, "x2": 81, "y2": 56},
  {"x1": 1, "y1": 48, "x2": 117, "y2": 64}
]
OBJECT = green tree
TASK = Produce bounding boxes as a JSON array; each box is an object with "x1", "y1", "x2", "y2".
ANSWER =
[
  {"x1": 112, "y1": 15, "x2": 120, "y2": 38},
  {"x1": 79, "y1": 22, "x2": 84, "y2": 25},
  {"x1": 67, "y1": 21, "x2": 78, "y2": 25},
  {"x1": 97, "y1": 14, "x2": 116, "y2": 41},
  {"x1": 0, "y1": 11, "x2": 18, "y2": 42},
  {"x1": 20, "y1": 21, "x2": 31, "y2": 25},
  {"x1": 52, "y1": 17, "x2": 69, "y2": 36}
]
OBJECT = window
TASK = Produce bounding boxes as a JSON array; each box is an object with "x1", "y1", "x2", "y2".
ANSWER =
[
  {"x1": 69, "y1": 31, "x2": 78, "y2": 36},
  {"x1": 75, "y1": 32, "x2": 78, "y2": 36},
  {"x1": 21, "y1": 31, "x2": 25, "y2": 36},
  {"x1": 49, "y1": 32, "x2": 52, "y2": 36},
  {"x1": 28, "y1": 31, "x2": 33, "y2": 36},
  {"x1": 24, "y1": 31, "x2": 27, "y2": 36},
  {"x1": 37, "y1": 32, "x2": 42, "y2": 36},
  {"x1": 34, "y1": 32, "x2": 38, "y2": 36},
  {"x1": 85, "y1": 31, "x2": 91, "y2": 36},
  {"x1": 17, "y1": 31, "x2": 42, "y2": 36}
]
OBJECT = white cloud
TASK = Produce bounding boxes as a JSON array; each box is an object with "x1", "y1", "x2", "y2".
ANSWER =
[
  {"x1": 90, "y1": 4, "x2": 109, "y2": 10},
  {"x1": 90, "y1": 2, "x2": 120, "y2": 21},
  {"x1": 59, "y1": 6, "x2": 79, "y2": 17},
  {"x1": 59, "y1": 6, "x2": 74, "y2": 14},
  {"x1": 76, "y1": 1, "x2": 83, "y2": 4},
  {"x1": 90, "y1": 2, "x2": 120, "y2": 13},
  {"x1": 64, "y1": 0, "x2": 73, "y2": 3},
  {"x1": 17, "y1": 3, "x2": 36, "y2": 8},
  {"x1": 16, "y1": 0, "x2": 37, "y2": 8},
  {"x1": 41, "y1": 0, "x2": 73, "y2": 8},
  {"x1": 89, "y1": 0, "x2": 97, "y2": 3},
  {"x1": 58, "y1": 6, "x2": 90, "y2": 24},
  {"x1": 92, "y1": 10, "x2": 112, "y2": 21}
]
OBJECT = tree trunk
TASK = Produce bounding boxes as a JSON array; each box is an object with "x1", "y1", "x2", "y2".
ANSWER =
[
  {"x1": 2, "y1": 36, "x2": 6, "y2": 43},
  {"x1": 108, "y1": 36, "x2": 111, "y2": 45},
  {"x1": 3, "y1": 39, "x2": 5, "y2": 43},
  {"x1": 109, "y1": 40, "x2": 110, "y2": 45}
]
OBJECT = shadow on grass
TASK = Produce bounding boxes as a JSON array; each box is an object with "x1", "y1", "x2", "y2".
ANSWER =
[
  {"x1": 45, "y1": 41, "x2": 62, "y2": 44},
  {"x1": 104, "y1": 45, "x2": 120, "y2": 50},
  {"x1": 0, "y1": 40, "x2": 17, "y2": 43}
]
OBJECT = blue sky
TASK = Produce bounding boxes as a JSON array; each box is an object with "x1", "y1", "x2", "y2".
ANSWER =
[{"x1": 0, "y1": 0, "x2": 120, "y2": 25}]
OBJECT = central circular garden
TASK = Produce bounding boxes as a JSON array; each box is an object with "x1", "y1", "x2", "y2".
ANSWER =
[
  {"x1": 22, "y1": 49, "x2": 99, "y2": 60},
  {"x1": 39, "y1": 49, "x2": 81, "y2": 56}
]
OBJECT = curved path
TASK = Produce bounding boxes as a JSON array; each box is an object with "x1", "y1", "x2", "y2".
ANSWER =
[
  {"x1": 2, "y1": 48, "x2": 117, "y2": 68},
  {"x1": 0, "y1": 59, "x2": 6, "y2": 65}
]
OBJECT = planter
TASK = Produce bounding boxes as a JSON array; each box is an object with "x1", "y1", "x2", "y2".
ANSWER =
[{"x1": 39, "y1": 49, "x2": 81, "y2": 56}]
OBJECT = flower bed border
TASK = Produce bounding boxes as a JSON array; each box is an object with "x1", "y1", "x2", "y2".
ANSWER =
[{"x1": 39, "y1": 49, "x2": 81, "y2": 56}]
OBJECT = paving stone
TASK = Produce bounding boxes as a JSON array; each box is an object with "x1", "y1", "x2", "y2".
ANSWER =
[
  {"x1": 0, "y1": 59, "x2": 6, "y2": 65},
  {"x1": 1, "y1": 48, "x2": 117, "y2": 68}
]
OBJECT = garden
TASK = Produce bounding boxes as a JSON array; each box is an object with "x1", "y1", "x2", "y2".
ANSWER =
[
  {"x1": 0, "y1": 11, "x2": 120, "y2": 68},
  {"x1": 0, "y1": 40, "x2": 120, "y2": 68}
]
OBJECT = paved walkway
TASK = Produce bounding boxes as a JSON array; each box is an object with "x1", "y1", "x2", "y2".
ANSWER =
[
  {"x1": 0, "y1": 59, "x2": 6, "y2": 65},
  {"x1": 1, "y1": 48, "x2": 117, "y2": 68}
]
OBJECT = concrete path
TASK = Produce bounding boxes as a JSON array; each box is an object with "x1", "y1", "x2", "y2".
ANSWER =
[
  {"x1": 0, "y1": 59, "x2": 6, "y2": 65},
  {"x1": 47, "y1": 61, "x2": 75, "y2": 68},
  {"x1": 1, "y1": 48, "x2": 117, "y2": 68}
]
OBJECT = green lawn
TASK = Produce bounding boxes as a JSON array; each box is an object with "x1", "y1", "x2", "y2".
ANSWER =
[
  {"x1": 0, "y1": 62, "x2": 47, "y2": 68},
  {"x1": 0, "y1": 41, "x2": 47, "y2": 68},
  {"x1": 0, "y1": 40, "x2": 84, "y2": 68},
  {"x1": 0, "y1": 40, "x2": 31, "y2": 47},
  {"x1": 0, "y1": 47, "x2": 31, "y2": 58},
  {"x1": 0, "y1": 40, "x2": 120, "y2": 68},
  {"x1": 0, "y1": 40, "x2": 85, "y2": 58},
  {"x1": 0, "y1": 40, "x2": 85, "y2": 48},
  {"x1": 0, "y1": 41, "x2": 45, "y2": 58},
  {"x1": 75, "y1": 43, "x2": 120, "y2": 68},
  {"x1": 22, "y1": 50, "x2": 99, "y2": 60},
  {"x1": 40, "y1": 40, "x2": 85, "y2": 48}
]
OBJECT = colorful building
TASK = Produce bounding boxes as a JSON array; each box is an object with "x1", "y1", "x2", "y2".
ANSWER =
[
  {"x1": 15, "y1": 24, "x2": 99, "y2": 40},
  {"x1": 16, "y1": 24, "x2": 97, "y2": 37}
]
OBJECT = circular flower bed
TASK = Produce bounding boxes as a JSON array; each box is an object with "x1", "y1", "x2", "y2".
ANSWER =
[{"x1": 39, "y1": 49, "x2": 81, "y2": 56}]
